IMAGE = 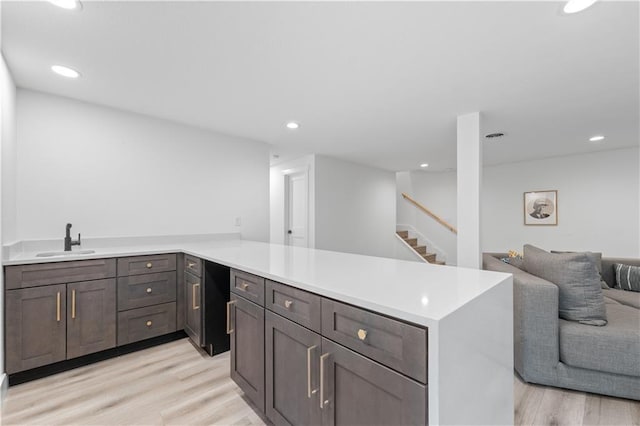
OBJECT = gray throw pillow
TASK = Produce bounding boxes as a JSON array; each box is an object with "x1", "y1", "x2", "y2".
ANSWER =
[
  {"x1": 524, "y1": 245, "x2": 607, "y2": 326},
  {"x1": 614, "y1": 264, "x2": 640, "y2": 292},
  {"x1": 551, "y1": 251, "x2": 609, "y2": 289}
]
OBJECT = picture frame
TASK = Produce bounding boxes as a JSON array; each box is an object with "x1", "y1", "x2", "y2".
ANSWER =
[{"x1": 524, "y1": 190, "x2": 558, "y2": 226}]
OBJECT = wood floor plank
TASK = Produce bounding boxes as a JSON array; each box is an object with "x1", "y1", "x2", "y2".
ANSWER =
[{"x1": 2, "y1": 338, "x2": 638, "y2": 426}]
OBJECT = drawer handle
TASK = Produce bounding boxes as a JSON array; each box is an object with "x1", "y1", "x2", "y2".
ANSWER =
[
  {"x1": 284, "y1": 300, "x2": 294, "y2": 309},
  {"x1": 226, "y1": 300, "x2": 236, "y2": 334},
  {"x1": 146, "y1": 320, "x2": 152, "y2": 327},
  {"x1": 146, "y1": 262, "x2": 153, "y2": 269},
  {"x1": 240, "y1": 282, "x2": 249, "y2": 291},
  {"x1": 146, "y1": 287, "x2": 153, "y2": 294},
  {"x1": 357, "y1": 329, "x2": 368, "y2": 341},
  {"x1": 72, "y1": 289, "x2": 76, "y2": 319},
  {"x1": 192, "y1": 283, "x2": 200, "y2": 310},
  {"x1": 320, "y1": 352, "x2": 330, "y2": 409},
  {"x1": 187, "y1": 261, "x2": 196, "y2": 268},
  {"x1": 56, "y1": 291, "x2": 61, "y2": 322},
  {"x1": 307, "y1": 345, "x2": 318, "y2": 398}
]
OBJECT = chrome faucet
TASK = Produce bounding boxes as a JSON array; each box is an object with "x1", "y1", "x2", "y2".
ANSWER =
[{"x1": 64, "y1": 223, "x2": 81, "y2": 251}]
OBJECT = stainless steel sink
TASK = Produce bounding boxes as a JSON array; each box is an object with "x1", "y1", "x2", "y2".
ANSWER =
[{"x1": 36, "y1": 250, "x2": 96, "y2": 257}]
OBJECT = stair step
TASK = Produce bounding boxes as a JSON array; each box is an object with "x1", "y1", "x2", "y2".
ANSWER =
[
  {"x1": 404, "y1": 237, "x2": 418, "y2": 247},
  {"x1": 413, "y1": 245, "x2": 427, "y2": 254},
  {"x1": 423, "y1": 253, "x2": 437, "y2": 263},
  {"x1": 396, "y1": 230, "x2": 408, "y2": 238}
]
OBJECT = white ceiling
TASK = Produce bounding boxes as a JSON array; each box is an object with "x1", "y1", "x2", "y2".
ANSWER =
[{"x1": 2, "y1": 1, "x2": 638, "y2": 171}]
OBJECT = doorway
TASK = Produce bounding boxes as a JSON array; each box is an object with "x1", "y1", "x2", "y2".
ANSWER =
[{"x1": 285, "y1": 170, "x2": 308, "y2": 247}]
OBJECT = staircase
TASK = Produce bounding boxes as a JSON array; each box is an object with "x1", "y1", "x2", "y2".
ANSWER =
[{"x1": 396, "y1": 230, "x2": 445, "y2": 265}]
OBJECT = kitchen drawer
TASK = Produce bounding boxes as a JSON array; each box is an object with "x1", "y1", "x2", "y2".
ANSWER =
[
  {"x1": 184, "y1": 254, "x2": 202, "y2": 277},
  {"x1": 265, "y1": 280, "x2": 321, "y2": 333},
  {"x1": 230, "y1": 269, "x2": 265, "y2": 306},
  {"x1": 117, "y1": 272, "x2": 177, "y2": 311},
  {"x1": 5, "y1": 259, "x2": 117, "y2": 290},
  {"x1": 117, "y1": 302, "x2": 177, "y2": 345},
  {"x1": 117, "y1": 254, "x2": 177, "y2": 276},
  {"x1": 321, "y1": 298, "x2": 427, "y2": 384}
]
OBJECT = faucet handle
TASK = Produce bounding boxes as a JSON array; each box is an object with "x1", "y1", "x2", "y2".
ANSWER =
[{"x1": 77, "y1": 233, "x2": 81, "y2": 245}]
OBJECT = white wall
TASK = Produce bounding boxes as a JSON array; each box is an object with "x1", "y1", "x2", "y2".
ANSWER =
[
  {"x1": 315, "y1": 155, "x2": 397, "y2": 258},
  {"x1": 400, "y1": 147, "x2": 640, "y2": 258},
  {"x1": 270, "y1": 155, "x2": 315, "y2": 247},
  {"x1": 1, "y1": 52, "x2": 17, "y2": 390},
  {"x1": 483, "y1": 147, "x2": 639, "y2": 257},
  {"x1": 16, "y1": 90, "x2": 270, "y2": 242},
  {"x1": 397, "y1": 170, "x2": 458, "y2": 265}
]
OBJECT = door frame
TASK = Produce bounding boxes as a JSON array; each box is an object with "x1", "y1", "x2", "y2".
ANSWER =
[{"x1": 283, "y1": 166, "x2": 310, "y2": 247}]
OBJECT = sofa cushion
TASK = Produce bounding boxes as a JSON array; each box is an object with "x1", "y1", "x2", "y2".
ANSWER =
[
  {"x1": 614, "y1": 264, "x2": 640, "y2": 292},
  {"x1": 524, "y1": 245, "x2": 607, "y2": 326},
  {"x1": 603, "y1": 288, "x2": 640, "y2": 309},
  {"x1": 552, "y1": 251, "x2": 608, "y2": 289},
  {"x1": 559, "y1": 303, "x2": 640, "y2": 377}
]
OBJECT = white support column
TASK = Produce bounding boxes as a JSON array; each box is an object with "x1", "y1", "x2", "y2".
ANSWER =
[{"x1": 457, "y1": 112, "x2": 482, "y2": 269}]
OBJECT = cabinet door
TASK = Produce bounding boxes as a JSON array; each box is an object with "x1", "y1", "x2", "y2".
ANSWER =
[
  {"x1": 266, "y1": 311, "x2": 322, "y2": 426},
  {"x1": 320, "y1": 338, "x2": 427, "y2": 426},
  {"x1": 184, "y1": 271, "x2": 202, "y2": 345},
  {"x1": 6, "y1": 285, "x2": 67, "y2": 374},
  {"x1": 229, "y1": 293, "x2": 265, "y2": 412},
  {"x1": 67, "y1": 279, "x2": 117, "y2": 359}
]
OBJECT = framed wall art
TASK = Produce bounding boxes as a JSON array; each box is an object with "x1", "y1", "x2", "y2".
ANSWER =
[{"x1": 524, "y1": 190, "x2": 557, "y2": 226}]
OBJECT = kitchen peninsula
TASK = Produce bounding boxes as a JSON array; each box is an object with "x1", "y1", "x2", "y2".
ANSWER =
[{"x1": 4, "y1": 237, "x2": 513, "y2": 425}]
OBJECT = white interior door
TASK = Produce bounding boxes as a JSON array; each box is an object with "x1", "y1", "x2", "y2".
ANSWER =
[{"x1": 286, "y1": 171, "x2": 308, "y2": 247}]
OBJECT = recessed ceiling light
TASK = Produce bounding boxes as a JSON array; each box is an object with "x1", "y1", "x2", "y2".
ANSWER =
[
  {"x1": 51, "y1": 65, "x2": 80, "y2": 79},
  {"x1": 563, "y1": 0, "x2": 598, "y2": 14},
  {"x1": 589, "y1": 135, "x2": 605, "y2": 142},
  {"x1": 48, "y1": 0, "x2": 82, "y2": 10},
  {"x1": 485, "y1": 132, "x2": 505, "y2": 139},
  {"x1": 420, "y1": 163, "x2": 429, "y2": 168},
  {"x1": 286, "y1": 122, "x2": 299, "y2": 130}
]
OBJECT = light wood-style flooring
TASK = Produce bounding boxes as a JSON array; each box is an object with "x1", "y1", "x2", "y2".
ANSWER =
[{"x1": 1, "y1": 338, "x2": 638, "y2": 425}]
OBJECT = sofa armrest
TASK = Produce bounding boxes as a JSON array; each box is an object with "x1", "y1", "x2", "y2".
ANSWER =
[{"x1": 483, "y1": 254, "x2": 560, "y2": 381}]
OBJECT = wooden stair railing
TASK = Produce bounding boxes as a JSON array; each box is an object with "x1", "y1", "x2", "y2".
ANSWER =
[{"x1": 401, "y1": 193, "x2": 457, "y2": 235}]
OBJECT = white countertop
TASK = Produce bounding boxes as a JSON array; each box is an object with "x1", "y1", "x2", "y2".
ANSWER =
[{"x1": 3, "y1": 237, "x2": 511, "y2": 327}]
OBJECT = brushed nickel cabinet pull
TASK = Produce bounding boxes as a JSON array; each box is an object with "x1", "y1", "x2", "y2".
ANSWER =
[
  {"x1": 146, "y1": 287, "x2": 152, "y2": 294},
  {"x1": 56, "y1": 291, "x2": 61, "y2": 322},
  {"x1": 226, "y1": 300, "x2": 237, "y2": 334},
  {"x1": 320, "y1": 353, "x2": 330, "y2": 409},
  {"x1": 307, "y1": 345, "x2": 318, "y2": 398},
  {"x1": 146, "y1": 262, "x2": 153, "y2": 268},
  {"x1": 187, "y1": 261, "x2": 196, "y2": 268},
  {"x1": 146, "y1": 320, "x2": 152, "y2": 327},
  {"x1": 284, "y1": 300, "x2": 294, "y2": 309},
  {"x1": 240, "y1": 282, "x2": 249, "y2": 291},
  {"x1": 192, "y1": 283, "x2": 200, "y2": 310},
  {"x1": 357, "y1": 328, "x2": 368, "y2": 341},
  {"x1": 72, "y1": 289, "x2": 76, "y2": 319}
]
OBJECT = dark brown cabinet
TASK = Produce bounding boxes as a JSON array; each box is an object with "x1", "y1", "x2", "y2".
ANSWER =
[
  {"x1": 266, "y1": 310, "x2": 322, "y2": 426},
  {"x1": 5, "y1": 284, "x2": 67, "y2": 374},
  {"x1": 184, "y1": 270, "x2": 202, "y2": 345},
  {"x1": 116, "y1": 254, "x2": 178, "y2": 346},
  {"x1": 6, "y1": 278, "x2": 117, "y2": 372},
  {"x1": 319, "y1": 338, "x2": 427, "y2": 426},
  {"x1": 229, "y1": 292, "x2": 265, "y2": 412},
  {"x1": 67, "y1": 279, "x2": 117, "y2": 359},
  {"x1": 231, "y1": 271, "x2": 429, "y2": 426}
]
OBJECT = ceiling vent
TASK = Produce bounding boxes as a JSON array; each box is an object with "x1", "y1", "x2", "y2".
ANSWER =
[{"x1": 484, "y1": 132, "x2": 505, "y2": 139}]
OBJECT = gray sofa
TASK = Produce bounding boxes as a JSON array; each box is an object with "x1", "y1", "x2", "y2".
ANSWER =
[{"x1": 483, "y1": 253, "x2": 640, "y2": 400}]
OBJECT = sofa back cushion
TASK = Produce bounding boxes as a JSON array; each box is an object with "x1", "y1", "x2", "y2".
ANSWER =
[{"x1": 523, "y1": 244, "x2": 607, "y2": 326}]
